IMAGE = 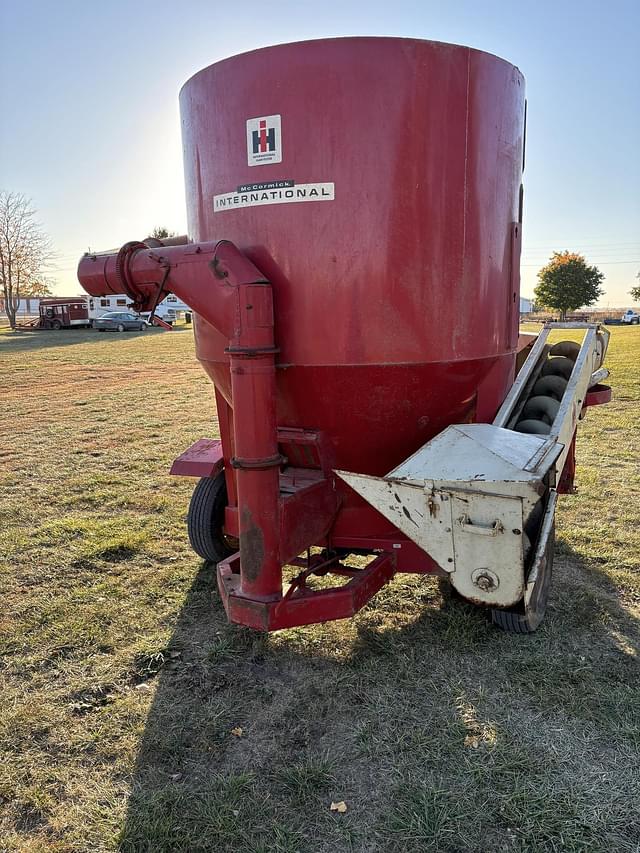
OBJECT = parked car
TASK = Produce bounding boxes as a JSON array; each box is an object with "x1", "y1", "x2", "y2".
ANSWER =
[
  {"x1": 621, "y1": 309, "x2": 640, "y2": 325},
  {"x1": 94, "y1": 311, "x2": 148, "y2": 332}
]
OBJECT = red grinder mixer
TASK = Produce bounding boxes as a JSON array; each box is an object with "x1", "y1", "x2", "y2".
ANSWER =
[{"x1": 77, "y1": 38, "x2": 611, "y2": 632}]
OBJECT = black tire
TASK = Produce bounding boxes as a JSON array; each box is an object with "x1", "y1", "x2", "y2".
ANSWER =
[
  {"x1": 139, "y1": 323, "x2": 146, "y2": 331},
  {"x1": 491, "y1": 521, "x2": 555, "y2": 634},
  {"x1": 187, "y1": 472, "x2": 237, "y2": 562},
  {"x1": 52, "y1": 319, "x2": 62, "y2": 330},
  {"x1": 117, "y1": 324, "x2": 125, "y2": 332},
  {"x1": 98, "y1": 328, "x2": 106, "y2": 332}
]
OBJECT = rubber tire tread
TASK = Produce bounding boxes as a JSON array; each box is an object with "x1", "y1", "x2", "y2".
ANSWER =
[
  {"x1": 187, "y1": 473, "x2": 233, "y2": 563},
  {"x1": 491, "y1": 608, "x2": 535, "y2": 634}
]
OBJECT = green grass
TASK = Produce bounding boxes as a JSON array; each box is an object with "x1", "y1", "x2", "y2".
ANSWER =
[{"x1": 0, "y1": 324, "x2": 639, "y2": 852}]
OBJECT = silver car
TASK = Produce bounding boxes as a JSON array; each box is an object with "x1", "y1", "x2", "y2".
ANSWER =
[{"x1": 94, "y1": 311, "x2": 148, "y2": 332}]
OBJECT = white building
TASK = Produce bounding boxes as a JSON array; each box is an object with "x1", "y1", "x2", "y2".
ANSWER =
[
  {"x1": 0, "y1": 297, "x2": 41, "y2": 319},
  {"x1": 520, "y1": 296, "x2": 534, "y2": 314}
]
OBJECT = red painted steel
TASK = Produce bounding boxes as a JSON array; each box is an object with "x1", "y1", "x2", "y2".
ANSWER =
[
  {"x1": 217, "y1": 551, "x2": 396, "y2": 630},
  {"x1": 180, "y1": 38, "x2": 525, "y2": 480},
  {"x1": 77, "y1": 38, "x2": 526, "y2": 629},
  {"x1": 557, "y1": 431, "x2": 578, "y2": 495},
  {"x1": 584, "y1": 384, "x2": 612, "y2": 407},
  {"x1": 557, "y1": 384, "x2": 612, "y2": 494},
  {"x1": 152, "y1": 316, "x2": 174, "y2": 331},
  {"x1": 170, "y1": 439, "x2": 224, "y2": 477}
]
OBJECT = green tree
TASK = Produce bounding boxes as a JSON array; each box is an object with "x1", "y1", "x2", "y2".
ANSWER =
[
  {"x1": 630, "y1": 271, "x2": 640, "y2": 302},
  {"x1": 149, "y1": 226, "x2": 177, "y2": 240},
  {"x1": 533, "y1": 251, "x2": 604, "y2": 321}
]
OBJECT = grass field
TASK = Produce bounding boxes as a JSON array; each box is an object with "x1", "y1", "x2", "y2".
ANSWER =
[{"x1": 0, "y1": 323, "x2": 638, "y2": 852}]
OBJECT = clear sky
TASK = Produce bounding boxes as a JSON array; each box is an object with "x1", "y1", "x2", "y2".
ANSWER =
[{"x1": 1, "y1": 0, "x2": 638, "y2": 306}]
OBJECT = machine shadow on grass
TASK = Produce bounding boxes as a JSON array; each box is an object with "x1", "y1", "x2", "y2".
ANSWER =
[{"x1": 119, "y1": 542, "x2": 639, "y2": 852}]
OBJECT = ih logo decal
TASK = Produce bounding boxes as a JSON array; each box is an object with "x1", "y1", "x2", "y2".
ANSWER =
[
  {"x1": 253, "y1": 120, "x2": 274, "y2": 154},
  {"x1": 246, "y1": 115, "x2": 282, "y2": 166}
]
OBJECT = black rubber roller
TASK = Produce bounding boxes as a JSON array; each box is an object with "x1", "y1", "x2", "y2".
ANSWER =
[
  {"x1": 541, "y1": 356, "x2": 574, "y2": 379},
  {"x1": 532, "y1": 375, "x2": 568, "y2": 401},
  {"x1": 549, "y1": 340, "x2": 580, "y2": 360},
  {"x1": 514, "y1": 419, "x2": 551, "y2": 435},
  {"x1": 522, "y1": 395, "x2": 560, "y2": 425}
]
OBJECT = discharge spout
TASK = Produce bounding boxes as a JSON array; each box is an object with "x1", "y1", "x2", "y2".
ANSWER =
[
  {"x1": 77, "y1": 239, "x2": 272, "y2": 350},
  {"x1": 77, "y1": 239, "x2": 282, "y2": 602}
]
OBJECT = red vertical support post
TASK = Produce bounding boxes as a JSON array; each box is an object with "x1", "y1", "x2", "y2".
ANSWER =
[
  {"x1": 229, "y1": 346, "x2": 281, "y2": 598},
  {"x1": 223, "y1": 265, "x2": 282, "y2": 600}
]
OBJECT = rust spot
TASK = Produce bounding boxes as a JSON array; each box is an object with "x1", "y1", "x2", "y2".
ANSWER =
[
  {"x1": 428, "y1": 494, "x2": 440, "y2": 518},
  {"x1": 210, "y1": 257, "x2": 229, "y2": 279},
  {"x1": 402, "y1": 506, "x2": 419, "y2": 527},
  {"x1": 240, "y1": 506, "x2": 264, "y2": 582}
]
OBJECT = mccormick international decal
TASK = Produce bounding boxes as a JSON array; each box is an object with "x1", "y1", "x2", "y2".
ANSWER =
[{"x1": 214, "y1": 180, "x2": 335, "y2": 212}]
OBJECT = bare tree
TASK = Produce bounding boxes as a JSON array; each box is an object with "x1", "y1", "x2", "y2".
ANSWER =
[{"x1": 0, "y1": 192, "x2": 53, "y2": 328}]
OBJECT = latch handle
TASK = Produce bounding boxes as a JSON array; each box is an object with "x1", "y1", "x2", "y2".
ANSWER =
[{"x1": 458, "y1": 515, "x2": 504, "y2": 536}]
